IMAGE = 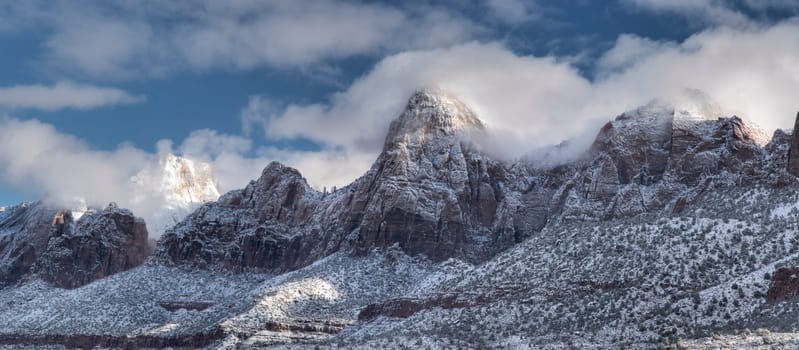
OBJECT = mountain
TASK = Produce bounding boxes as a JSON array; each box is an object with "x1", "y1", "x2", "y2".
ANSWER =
[
  {"x1": 0, "y1": 152, "x2": 218, "y2": 290},
  {"x1": 131, "y1": 153, "x2": 221, "y2": 236},
  {"x1": 1, "y1": 90, "x2": 799, "y2": 349},
  {"x1": 156, "y1": 90, "x2": 542, "y2": 271},
  {"x1": 0, "y1": 202, "x2": 150, "y2": 289}
]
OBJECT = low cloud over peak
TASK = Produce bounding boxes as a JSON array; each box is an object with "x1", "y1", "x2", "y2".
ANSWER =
[{"x1": 242, "y1": 19, "x2": 799, "y2": 178}]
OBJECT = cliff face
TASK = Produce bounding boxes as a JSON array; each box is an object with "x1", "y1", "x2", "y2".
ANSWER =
[
  {"x1": 0, "y1": 202, "x2": 150, "y2": 289},
  {"x1": 2, "y1": 91, "x2": 799, "y2": 349},
  {"x1": 0, "y1": 203, "x2": 59, "y2": 287},
  {"x1": 156, "y1": 91, "x2": 545, "y2": 270},
  {"x1": 155, "y1": 91, "x2": 791, "y2": 274},
  {"x1": 34, "y1": 204, "x2": 151, "y2": 289}
]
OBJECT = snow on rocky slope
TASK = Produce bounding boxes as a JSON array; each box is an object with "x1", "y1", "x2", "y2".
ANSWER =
[
  {"x1": 0, "y1": 202, "x2": 151, "y2": 290},
  {"x1": 1, "y1": 90, "x2": 799, "y2": 349}
]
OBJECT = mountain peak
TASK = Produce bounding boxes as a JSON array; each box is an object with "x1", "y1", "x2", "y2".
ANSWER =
[{"x1": 383, "y1": 89, "x2": 485, "y2": 149}]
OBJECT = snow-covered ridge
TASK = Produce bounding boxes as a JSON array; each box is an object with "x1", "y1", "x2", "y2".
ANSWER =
[{"x1": 1, "y1": 90, "x2": 798, "y2": 348}]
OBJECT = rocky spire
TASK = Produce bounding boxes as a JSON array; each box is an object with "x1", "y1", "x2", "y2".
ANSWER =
[{"x1": 788, "y1": 111, "x2": 799, "y2": 176}]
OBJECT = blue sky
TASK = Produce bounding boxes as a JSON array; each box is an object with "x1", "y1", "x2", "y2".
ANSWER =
[{"x1": 0, "y1": 0, "x2": 798, "y2": 207}]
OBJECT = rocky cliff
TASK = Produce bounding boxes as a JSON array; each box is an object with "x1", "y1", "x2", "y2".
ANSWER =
[
  {"x1": 34, "y1": 203, "x2": 151, "y2": 289},
  {"x1": 156, "y1": 90, "x2": 546, "y2": 271},
  {"x1": 0, "y1": 202, "x2": 59, "y2": 287},
  {"x1": 2, "y1": 90, "x2": 799, "y2": 349},
  {"x1": 156, "y1": 90, "x2": 790, "y2": 274},
  {"x1": 0, "y1": 202, "x2": 150, "y2": 289}
]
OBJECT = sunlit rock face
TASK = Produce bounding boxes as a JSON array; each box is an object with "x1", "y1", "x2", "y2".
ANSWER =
[{"x1": 131, "y1": 153, "x2": 220, "y2": 236}]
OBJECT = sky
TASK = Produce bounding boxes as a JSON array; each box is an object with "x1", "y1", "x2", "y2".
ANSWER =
[{"x1": 0, "y1": 0, "x2": 798, "y2": 211}]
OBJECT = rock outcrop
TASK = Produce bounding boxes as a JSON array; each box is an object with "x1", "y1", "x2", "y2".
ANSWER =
[
  {"x1": 766, "y1": 267, "x2": 799, "y2": 304},
  {"x1": 0, "y1": 202, "x2": 150, "y2": 289},
  {"x1": 555, "y1": 101, "x2": 769, "y2": 220},
  {"x1": 34, "y1": 204, "x2": 151, "y2": 289},
  {"x1": 156, "y1": 90, "x2": 784, "y2": 274},
  {"x1": 157, "y1": 90, "x2": 548, "y2": 271}
]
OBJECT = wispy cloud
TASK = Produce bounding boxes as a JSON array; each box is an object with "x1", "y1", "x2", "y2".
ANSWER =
[
  {"x1": 2, "y1": 0, "x2": 480, "y2": 80},
  {"x1": 621, "y1": 0, "x2": 799, "y2": 26},
  {"x1": 0, "y1": 81, "x2": 144, "y2": 111},
  {"x1": 484, "y1": 0, "x2": 539, "y2": 24}
]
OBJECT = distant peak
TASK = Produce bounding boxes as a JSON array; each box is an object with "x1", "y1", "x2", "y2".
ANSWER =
[{"x1": 384, "y1": 89, "x2": 485, "y2": 148}]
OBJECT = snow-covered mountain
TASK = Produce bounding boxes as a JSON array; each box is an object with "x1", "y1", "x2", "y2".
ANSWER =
[
  {"x1": 131, "y1": 153, "x2": 221, "y2": 236},
  {"x1": 1, "y1": 90, "x2": 799, "y2": 349}
]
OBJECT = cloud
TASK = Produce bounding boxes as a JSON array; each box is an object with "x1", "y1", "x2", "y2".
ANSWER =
[
  {"x1": 592, "y1": 22, "x2": 799, "y2": 133},
  {"x1": 260, "y1": 42, "x2": 594, "y2": 155},
  {"x1": 621, "y1": 0, "x2": 749, "y2": 26},
  {"x1": 0, "y1": 117, "x2": 150, "y2": 208},
  {"x1": 738, "y1": 0, "x2": 799, "y2": 12},
  {"x1": 0, "y1": 81, "x2": 143, "y2": 111},
  {"x1": 3, "y1": 0, "x2": 479, "y2": 79},
  {"x1": 595, "y1": 34, "x2": 676, "y2": 77},
  {"x1": 484, "y1": 0, "x2": 538, "y2": 24},
  {"x1": 242, "y1": 19, "x2": 799, "y2": 187},
  {"x1": 178, "y1": 129, "x2": 253, "y2": 160},
  {"x1": 621, "y1": 0, "x2": 799, "y2": 26}
]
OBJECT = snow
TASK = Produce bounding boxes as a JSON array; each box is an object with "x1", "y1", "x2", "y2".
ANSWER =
[
  {"x1": 130, "y1": 153, "x2": 220, "y2": 235},
  {"x1": 1, "y1": 91, "x2": 798, "y2": 348}
]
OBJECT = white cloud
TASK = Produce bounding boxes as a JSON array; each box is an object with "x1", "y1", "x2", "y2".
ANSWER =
[
  {"x1": 621, "y1": 0, "x2": 799, "y2": 26},
  {"x1": 595, "y1": 34, "x2": 675, "y2": 77},
  {"x1": 739, "y1": 0, "x2": 799, "y2": 12},
  {"x1": 0, "y1": 116, "x2": 271, "y2": 237},
  {"x1": 4, "y1": 0, "x2": 479, "y2": 79},
  {"x1": 0, "y1": 81, "x2": 143, "y2": 111},
  {"x1": 261, "y1": 42, "x2": 594, "y2": 155},
  {"x1": 242, "y1": 19, "x2": 799, "y2": 188},
  {"x1": 593, "y1": 22, "x2": 799, "y2": 133},
  {"x1": 0, "y1": 117, "x2": 150, "y2": 208},
  {"x1": 256, "y1": 147, "x2": 377, "y2": 191},
  {"x1": 178, "y1": 129, "x2": 253, "y2": 160}
]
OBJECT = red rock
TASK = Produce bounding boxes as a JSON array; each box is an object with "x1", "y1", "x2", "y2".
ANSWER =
[{"x1": 766, "y1": 267, "x2": 799, "y2": 303}]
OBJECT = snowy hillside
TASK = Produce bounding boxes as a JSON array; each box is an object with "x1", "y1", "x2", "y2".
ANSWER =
[{"x1": 1, "y1": 90, "x2": 799, "y2": 349}]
